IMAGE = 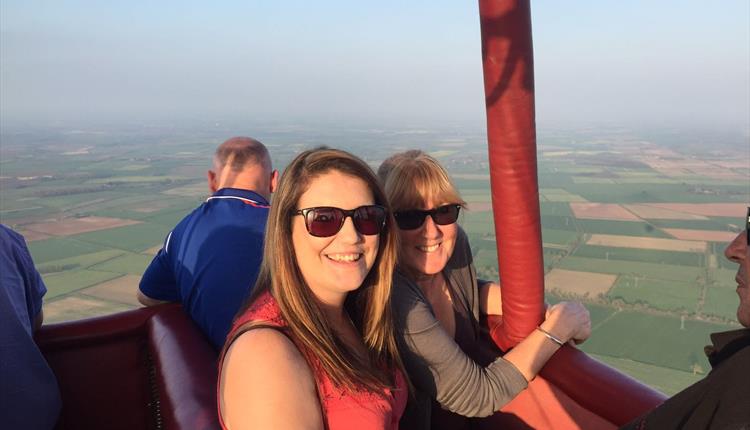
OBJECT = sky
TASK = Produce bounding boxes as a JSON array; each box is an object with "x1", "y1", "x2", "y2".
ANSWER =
[{"x1": 1, "y1": 0, "x2": 748, "y2": 128}]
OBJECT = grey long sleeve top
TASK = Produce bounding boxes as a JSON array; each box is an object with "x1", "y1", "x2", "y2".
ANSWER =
[{"x1": 392, "y1": 227, "x2": 528, "y2": 429}]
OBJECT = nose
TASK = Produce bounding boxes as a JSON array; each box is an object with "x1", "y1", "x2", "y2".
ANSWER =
[
  {"x1": 338, "y1": 216, "x2": 363, "y2": 244},
  {"x1": 421, "y1": 214, "x2": 442, "y2": 239},
  {"x1": 724, "y1": 230, "x2": 747, "y2": 264}
]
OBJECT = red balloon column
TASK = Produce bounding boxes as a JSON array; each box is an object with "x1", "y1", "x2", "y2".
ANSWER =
[{"x1": 479, "y1": 0, "x2": 544, "y2": 350}]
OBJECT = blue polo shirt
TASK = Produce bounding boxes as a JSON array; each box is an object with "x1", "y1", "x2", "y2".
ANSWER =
[
  {"x1": 139, "y1": 188, "x2": 269, "y2": 350},
  {"x1": 1, "y1": 224, "x2": 61, "y2": 429}
]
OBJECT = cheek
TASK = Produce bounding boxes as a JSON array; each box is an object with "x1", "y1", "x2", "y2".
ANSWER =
[
  {"x1": 442, "y1": 226, "x2": 458, "y2": 253},
  {"x1": 398, "y1": 230, "x2": 419, "y2": 250},
  {"x1": 292, "y1": 222, "x2": 321, "y2": 269},
  {"x1": 366, "y1": 236, "x2": 380, "y2": 266}
]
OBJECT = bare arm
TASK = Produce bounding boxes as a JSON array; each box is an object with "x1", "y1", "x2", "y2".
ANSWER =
[
  {"x1": 220, "y1": 328, "x2": 323, "y2": 430},
  {"x1": 137, "y1": 290, "x2": 170, "y2": 307},
  {"x1": 478, "y1": 281, "x2": 502, "y2": 315},
  {"x1": 503, "y1": 301, "x2": 591, "y2": 381}
]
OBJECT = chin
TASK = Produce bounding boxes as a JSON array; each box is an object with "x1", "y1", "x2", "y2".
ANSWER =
[
  {"x1": 411, "y1": 258, "x2": 442, "y2": 276},
  {"x1": 738, "y1": 312, "x2": 750, "y2": 328}
]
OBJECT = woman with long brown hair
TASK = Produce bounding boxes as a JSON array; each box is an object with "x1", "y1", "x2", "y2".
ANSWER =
[{"x1": 219, "y1": 148, "x2": 408, "y2": 430}]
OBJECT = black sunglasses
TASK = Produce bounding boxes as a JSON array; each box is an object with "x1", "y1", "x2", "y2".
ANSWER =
[
  {"x1": 294, "y1": 205, "x2": 387, "y2": 238},
  {"x1": 393, "y1": 204, "x2": 461, "y2": 230}
]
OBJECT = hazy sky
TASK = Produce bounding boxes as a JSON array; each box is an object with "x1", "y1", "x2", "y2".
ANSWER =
[{"x1": 1, "y1": 0, "x2": 748, "y2": 127}]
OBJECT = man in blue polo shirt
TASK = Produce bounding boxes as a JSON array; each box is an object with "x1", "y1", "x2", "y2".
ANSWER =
[{"x1": 138, "y1": 136, "x2": 277, "y2": 350}]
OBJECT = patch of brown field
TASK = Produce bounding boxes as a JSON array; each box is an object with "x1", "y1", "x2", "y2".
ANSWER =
[
  {"x1": 43, "y1": 295, "x2": 135, "y2": 324},
  {"x1": 18, "y1": 230, "x2": 52, "y2": 242},
  {"x1": 466, "y1": 202, "x2": 493, "y2": 212},
  {"x1": 587, "y1": 233, "x2": 706, "y2": 252},
  {"x1": 643, "y1": 203, "x2": 746, "y2": 218},
  {"x1": 24, "y1": 216, "x2": 141, "y2": 236},
  {"x1": 570, "y1": 203, "x2": 641, "y2": 221},
  {"x1": 545, "y1": 269, "x2": 616, "y2": 297},
  {"x1": 80, "y1": 275, "x2": 142, "y2": 306},
  {"x1": 142, "y1": 245, "x2": 162, "y2": 255},
  {"x1": 662, "y1": 229, "x2": 738, "y2": 243},
  {"x1": 623, "y1": 204, "x2": 708, "y2": 220}
]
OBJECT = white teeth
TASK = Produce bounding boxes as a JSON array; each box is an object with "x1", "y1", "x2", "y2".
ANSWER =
[
  {"x1": 418, "y1": 244, "x2": 440, "y2": 252},
  {"x1": 327, "y1": 254, "x2": 362, "y2": 262}
]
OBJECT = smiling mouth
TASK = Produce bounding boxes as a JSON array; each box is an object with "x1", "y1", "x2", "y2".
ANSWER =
[
  {"x1": 326, "y1": 253, "x2": 363, "y2": 262},
  {"x1": 417, "y1": 243, "x2": 440, "y2": 253}
]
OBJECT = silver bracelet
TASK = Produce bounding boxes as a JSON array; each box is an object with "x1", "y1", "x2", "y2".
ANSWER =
[{"x1": 536, "y1": 326, "x2": 564, "y2": 346}]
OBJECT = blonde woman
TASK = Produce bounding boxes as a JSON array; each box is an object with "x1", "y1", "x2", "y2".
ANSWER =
[
  {"x1": 219, "y1": 148, "x2": 408, "y2": 430},
  {"x1": 380, "y1": 151, "x2": 591, "y2": 430}
]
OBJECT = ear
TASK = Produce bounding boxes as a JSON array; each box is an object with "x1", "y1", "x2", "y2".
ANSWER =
[
  {"x1": 207, "y1": 170, "x2": 218, "y2": 193},
  {"x1": 269, "y1": 169, "x2": 279, "y2": 194}
]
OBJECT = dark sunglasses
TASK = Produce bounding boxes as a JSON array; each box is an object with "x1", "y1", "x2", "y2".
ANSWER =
[
  {"x1": 393, "y1": 204, "x2": 461, "y2": 230},
  {"x1": 294, "y1": 205, "x2": 387, "y2": 238}
]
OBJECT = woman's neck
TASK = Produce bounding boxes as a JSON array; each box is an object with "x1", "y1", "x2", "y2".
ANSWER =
[
  {"x1": 409, "y1": 270, "x2": 444, "y2": 293},
  {"x1": 317, "y1": 301, "x2": 348, "y2": 326}
]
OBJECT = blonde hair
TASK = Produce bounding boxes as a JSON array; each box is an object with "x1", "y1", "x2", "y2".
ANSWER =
[
  {"x1": 231, "y1": 147, "x2": 405, "y2": 394},
  {"x1": 381, "y1": 150, "x2": 466, "y2": 211}
]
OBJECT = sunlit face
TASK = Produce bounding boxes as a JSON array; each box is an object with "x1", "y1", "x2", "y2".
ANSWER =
[
  {"x1": 724, "y1": 229, "x2": 749, "y2": 327},
  {"x1": 292, "y1": 170, "x2": 379, "y2": 306},
  {"x1": 397, "y1": 198, "x2": 458, "y2": 279}
]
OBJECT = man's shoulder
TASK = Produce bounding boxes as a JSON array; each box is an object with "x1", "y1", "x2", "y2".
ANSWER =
[
  {"x1": 0, "y1": 224, "x2": 35, "y2": 270},
  {"x1": 0, "y1": 224, "x2": 26, "y2": 251}
]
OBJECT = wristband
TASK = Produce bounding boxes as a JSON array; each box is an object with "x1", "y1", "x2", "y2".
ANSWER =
[{"x1": 536, "y1": 326, "x2": 564, "y2": 346}]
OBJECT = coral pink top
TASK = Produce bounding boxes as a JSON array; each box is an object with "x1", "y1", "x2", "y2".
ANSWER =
[{"x1": 218, "y1": 291, "x2": 407, "y2": 430}]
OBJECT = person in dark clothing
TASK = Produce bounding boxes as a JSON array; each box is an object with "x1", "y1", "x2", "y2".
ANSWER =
[
  {"x1": 622, "y1": 208, "x2": 750, "y2": 430},
  {"x1": 0, "y1": 224, "x2": 62, "y2": 429}
]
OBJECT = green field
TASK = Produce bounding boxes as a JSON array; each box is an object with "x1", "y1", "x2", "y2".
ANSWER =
[
  {"x1": 608, "y1": 276, "x2": 700, "y2": 313},
  {"x1": 558, "y1": 256, "x2": 703, "y2": 283},
  {"x1": 85, "y1": 175, "x2": 189, "y2": 184},
  {"x1": 37, "y1": 249, "x2": 126, "y2": 274},
  {"x1": 711, "y1": 268, "x2": 739, "y2": 287},
  {"x1": 539, "y1": 202, "x2": 574, "y2": 216},
  {"x1": 142, "y1": 205, "x2": 199, "y2": 227},
  {"x1": 576, "y1": 219, "x2": 672, "y2": 238},
  {"x1": 579, "y1": 311, "x2": 739, "y2": 372},
  {"x1": 71, "y1": 222, "x2": 170, "y2": 252},
  {"x1": 572, "y1": 245, "x2": 704, "y2": 267},
  {"x1": 649, "y1": 218, "x2": 739, "y2": 232},
  {"x1": 27, "y1": 238, "x2": 109, "y2": 264},
  {"x1": 566, "y1": 183, "x2": 739, "y2": 204},
  {"x1": 588, "y1": 354, "x2": 701, "y2": 396},
  {"x1": 43, "y1": 270, "x2": 122, "y2": 299},
  {"x1": 702, "y1": 287, "x2": 740, "y2": 320},
  {"x1": 542, "y1": 228, "x2": 579, "y2": 245},
  {"x1": 90, "y1": 252, "x2": 154, "y2": 275}
]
